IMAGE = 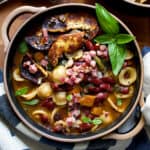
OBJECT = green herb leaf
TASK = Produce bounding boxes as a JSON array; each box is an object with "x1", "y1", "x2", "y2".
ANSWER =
[
  {"x1": 117, "y1": 98, "x2": 123, "y2": 106},
  {"x1": 108, "y1": 43, "x2": 126, "y2": 76},
  {"x1": 23, "y1": 99, "x2": 39, "y2": 106},
  {"x1": 92, "y1": 118, "x2": 103, "y2": 125},
  {"x1": 15, "y1": 87, "x2": 29, "y2": 96},
  {"x1": 66, "y1": 94, "x2": 73, "y2": 101},
  {"x1": 95, "y1": 3, "x2": 119, "y2": 34},
  {"x1": 115, "y1": 34, "x2": 135, "y2": 45},
  {"x1": 82, "y1": 116, "x2": 92, "y2": 123},
  {"x1": 94, "y1": 34, "x2": 115, "y2": 44},
  {"x1": 18, "y1": 41, "x2": 28, "y2": 54}
]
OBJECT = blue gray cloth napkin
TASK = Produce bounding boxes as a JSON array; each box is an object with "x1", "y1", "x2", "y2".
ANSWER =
[{"x1": 0, "y1": 47, "x2": 150, "y2": 150}]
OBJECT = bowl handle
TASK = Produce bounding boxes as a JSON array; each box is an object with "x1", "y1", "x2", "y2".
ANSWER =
[
  {"x1": 103, "y1": 94, "x2": 145, "y2": 140},
  {"x1": 1, "y1": 6, "x2": 46, "y2": 52}
]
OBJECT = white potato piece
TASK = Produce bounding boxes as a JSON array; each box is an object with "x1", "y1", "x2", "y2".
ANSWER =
[
  {"x1": 13, "y1": 68, "x2": 25, "y2": 82},
  {"x1": 21, "y1": 88, "x2": 37, "y2": 100},
  {"x1": 53, "y1": 92, "x2": 67, "y2": 106},
  {"x1": 52, "y1": 65, "x2": 67, "y2": 83},
  {"x1": 37, "y1": 82, "x2": 52, "y2": 99}
]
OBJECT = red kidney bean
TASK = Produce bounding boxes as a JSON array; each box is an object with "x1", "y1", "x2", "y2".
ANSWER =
[
  {"x1": 88, "y1": 114, "x2": 95, "y2": 120},
  {"x1": 85, "y1": 40, "x2": 94, "y2": 50},
  {"x1": 96, "y1": 92, "x2": 108, "y2": 101},
  {"x1": 120, "y1": 86, "x2": 129, "y2": 94},
  {"x1": 40, "y1": 115, "x2": 49, "y2": 124},
  {"x1": 94, "y1": 44, "x2": 100, "y2": 50},
  {"x1": 99, "y1": 83, "x2": 112, "y2": 91},
  {"x1": 53, "y1": 125, "x2": 63, "y2": 133},
  {"x1": 101, "y1": 77, "x2": 115, "y2": 84},
  {"x1": 42, "y1": 27, "x2": 49, "y2": 42},
  {"x1": 80, "y1": 123, "x2": 93, "y2": 132},
  {"x1": 88, "y1": 86, "x2": 100, "y2": 94},
  {"x1": 41, "y1": 97, "x2": 55, "y2": 110}
]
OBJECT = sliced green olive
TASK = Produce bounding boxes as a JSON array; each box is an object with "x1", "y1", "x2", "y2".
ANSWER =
[{"x1": 119, "y1": 67, "x2": 137, "y2": 86}]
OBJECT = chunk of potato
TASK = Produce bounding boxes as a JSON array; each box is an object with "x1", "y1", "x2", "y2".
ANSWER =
[
  {"x1": 91, "y1": 107, "x2": 102, "y2": 116},
  {"x1": 37, "y1": 82, "x2": 52, "y2": 99},
  {"x1": 79, "y1": 95, "x2": 95, "y2": 107}
]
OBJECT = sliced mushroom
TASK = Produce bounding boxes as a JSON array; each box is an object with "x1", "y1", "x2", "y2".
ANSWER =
[
  {"x1": 125, "y1": 49, "x2": 134, "y2": 60},
  {"x1": 53, "y1": 91, "x2": 67, "y2": 106},
  {"x1": 115, "y1": 86, "x2": 134, "y2": 99},
  {"x1": 37, "y1": 82, "x2": 52, "y2": 99},
  {"x1": 43, "y1": 12, "x2": 99, "y2": 40},
  {"x1": 107, "y1": 96, "x2": 124, "y2": 113},
  {"x1": 52, "y1": 65, "x2": 67, "y2": 84},
  {"x1": 13, "y1": 68, "x2": 25, "y2": 82},
  {"x1": 21, "y1": 88, "x2": 37, "y2": 100},
  {"x1": 25, "y1": 35, "x2": 52, "y2": 51},
  {"x1": 48, "y1": 32, "x2": 84, "y2": 66},
  {"x1": 119, "y1": 67, "x2": 137, "y2": 86}
]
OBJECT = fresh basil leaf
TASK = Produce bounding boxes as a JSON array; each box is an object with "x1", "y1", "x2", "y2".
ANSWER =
[
  {"x1": 15, "y1": 87, "x2": 28, "y2": 96},
  {"x1": 18, "y1": 41, "x2": 28, "y2": 54},
  {"x1": 115, "y1": 34, "x2": 135, "y2": 45},
  {"x1": 95, "y1": 3, "x2": 119, "y2": 34},
  {"x1": 117, "y1": 98, "x2": 122, "y2": 106},
  {"x1": 92, "y1": 118, "x2": 103, "y2": 125},
  {"x1": 23, "y1": 99, "x2": 39, "y2": 106},
  {"x1": 66, "y1": 94, "x2": 73, "y2": 101},
  {"x1": 82, "y1": 116, "x2": 92, "y2": 123},
  {"x1": 108, "y1": 43, "x2": 126, "y2": 76},
  {"x1": 94, "y1": 34, "x2": 115, "y2": 44}
]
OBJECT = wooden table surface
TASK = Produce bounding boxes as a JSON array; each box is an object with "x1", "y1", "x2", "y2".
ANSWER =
[{"x1": 0, "y1": 0, "x2": 150, "y2": 69}]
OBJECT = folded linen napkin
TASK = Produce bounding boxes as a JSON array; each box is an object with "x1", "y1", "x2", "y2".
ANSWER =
[{"x1": 0, "y1": 47, "x2": 150, "y2": 150}]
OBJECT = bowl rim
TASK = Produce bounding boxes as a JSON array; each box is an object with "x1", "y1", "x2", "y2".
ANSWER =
[
  {"x1": 3, "y1": 3, "x2": 144, "y2": 142},
  {"x1": 123, "y1": 0, "x2": 150, "y2": 8}
]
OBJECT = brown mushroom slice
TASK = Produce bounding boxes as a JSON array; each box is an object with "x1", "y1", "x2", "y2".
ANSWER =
[
  {"x1": 66, "y1": 12, "x2": 99, "y2": 39},
  {"x1": 43, "y1": 15, "x2": 67, "y2": 33},
  {"x1": 48, "y1": 32, "x2": 84, "y2": 66},
  {"x1": 107, "y1": 96, "x2": 124, "y2": 113},
  {"x1": 44, "y1": 13, "x2": 99, "y2": 39},
  {"x1": 13, "y1": 68, "x2": 25, "y2": 82},
  {"x1": 125, "y1": 49, "x2": 134, "y2": 60},
  {"x1": 115, "y1": 86, "x2": 134, "y2": 99},
  {"x1": 21, "y1": 88, "x2": 37, "y2": 100},
  {"x1": 119, "y1": 67, "x2": 137, "y2": 86}
]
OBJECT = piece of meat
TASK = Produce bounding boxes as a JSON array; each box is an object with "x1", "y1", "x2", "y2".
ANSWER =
[
  {"x1": 43, "y1": 12, "x2": 99, "y2": 39},
  {"x1": 48, "y1": 32, "x2": 84, "y2": 66}
]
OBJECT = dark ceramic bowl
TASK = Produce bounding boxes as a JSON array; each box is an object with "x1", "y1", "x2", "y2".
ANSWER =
[{"x1": 2, "y1": 3, "x2": 144, "y2": 142}]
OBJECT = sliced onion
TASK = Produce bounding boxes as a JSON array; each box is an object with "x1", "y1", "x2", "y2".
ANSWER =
[
  {"x1": 13, "y1": 68, "x2": 25, "y2": 82},
  {"x1": 21, "y1": 88, "x2": 37, "y2": 100}
]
